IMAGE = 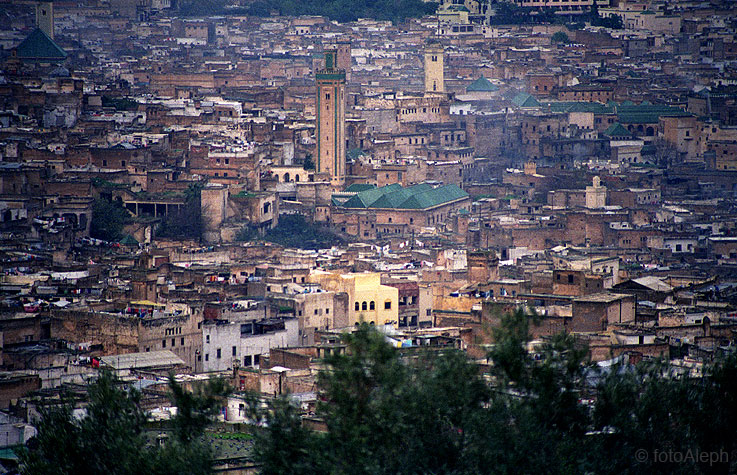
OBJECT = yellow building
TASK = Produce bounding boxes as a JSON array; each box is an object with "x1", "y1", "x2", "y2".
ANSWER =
[{"x1": 309, "y1": 271, "x2": 399, "y2": 327}]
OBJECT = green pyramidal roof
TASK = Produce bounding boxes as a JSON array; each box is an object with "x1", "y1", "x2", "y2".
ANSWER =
[
  {"x1": 603, "y1": 122, "x2": 633, "y2": 138},
  {"x1": 119, "y1": 234, "x2": 139, "y2": 246},
  {"x1": 511, "y1": 92, "x2": 540, "y2": 108},
  {"x1": 15, "y1": 28, "x2": 67, "y2": 62},
  {"x1": 467, "y1": 77, "x2": 499, "y2": 92}
]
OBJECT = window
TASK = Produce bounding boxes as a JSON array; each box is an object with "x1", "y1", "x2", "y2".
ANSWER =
[
  {"x1": 181, "y1": 338, "x2": 184, "y2": 346},
  {"x1": 171, "y1": 338, "x2": 175, "y2": 347},
  {"x1": 216, "y1": 348, "x2": 221, "y2": 359},
  {"x1": 362, "y1": 301, "x2": 367, "y2": 311},
  {"x1": 244, "y1": 355, "x2": 252, "y2": 366},
  {"x1": 232, "y1": 346, "x2": 237, "y2": 356},
  {"x1": 370, "y1": 301, "x2": 375, "y2": 310},
  {"x1": 162, "y1": 339, "x2": 166, "y2": 348},
  {"x1": 205, "y1": 353, "x2": 209, "y2": 361},
  {"x1": 568, "y1": 275, "x2": 574, "y2": 284},
  {"x1": 206, "y1": 335, "x2": 210, "y2": 343},
  {"x1": 254, "y1": 355, "x2": 260, "y2": 365},
  {"x1": 355, "y1": 302, "x2": 359, "y2": 311},
  {"x1": 384, "y1": 301, "x2": 392, "y2": 310}
]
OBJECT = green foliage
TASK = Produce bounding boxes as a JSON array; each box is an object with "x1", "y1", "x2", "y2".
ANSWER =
[
  {"x1": 490, "y1": 1, "x2": 623, "y2": 29},
  {"x1": 252, "y1": 312, "x2": 737, "y2": 474},
  {"x1": 19, "y1": 370, "x2": 230, "y2": 475},
  {"x1": 20, "y1": 315, "x2": 737, "y2": 474},
  {"x1": 253, "y1": 323, "x2": 491, "y2": 474},
  {"x1": 20, "y1": 371, "x2": 151, "y2": 475},
  {"x1": 237, "y1": 214, "x2": 345, "y2": 250},
  {"x1": 101, "y1": 96, "x2": 138, "y2": 111},
  {"x1": 168, "y1": 374, "x2": 231, "y2": 444},
  {"x1": 178, "y1": 0, "x2": 228, "y2": 17},
  {"x1": 303, "y1": 154, "x2": 315, "y2": 171},
  {"x1": 590, "y1": 354, "x2": 737, "y2": 474},
  {"x1": 251, "y1": 396, "x2": 322, "y2": 475},
  {"x1": 551, "y1": 31, "x2": 570, "y2": 43},
  {"x1": 177, "y1": 0, "x2": 435, "y2": 23},
  {"x1": 157, "y1": 183, "x2": 204, "y2": 241},
  {"x1": 90, "y1": 197, "x2": 131, "y2": 241},
  {"x1": 595, "y1": 13, "x2": 623, "y2": 29}
]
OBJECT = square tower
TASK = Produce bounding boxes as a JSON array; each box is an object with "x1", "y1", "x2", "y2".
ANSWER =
[
  {"x1": 335, "y1": 41, "x2": 351, "y2": 82},
  {"x1": 36, "y1": 1, "x2": 54, "y2": 39},
  {"x1": 424, "y1": 43, "x2": 445, "y2": 94},
  {"x1": 316, "y1": 50, "x2": 346, "y2": 189}
]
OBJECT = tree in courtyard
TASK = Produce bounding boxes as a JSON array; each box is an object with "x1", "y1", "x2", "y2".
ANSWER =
[
  {"x1": 90, "y1": 197, "x2": 131, "y2": 242},
  {"x1": 157, "y1": 182, "x2": 205, "y2": 240},
  {"x1": 551, "y1": 31, "x2": 570, "y2": 44}
]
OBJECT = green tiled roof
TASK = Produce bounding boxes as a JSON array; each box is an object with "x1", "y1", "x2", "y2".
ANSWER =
[
  {"x1": 616, "y1": 104, "x2": 690, "y2": 124},
  {"x1": 467, "y1": 77, "x2": 499, "y2": 92},
  {"x1": 603, "y1": 122, "x2": 633, "y2": 138},
  {"x1": 339, "y1": 183, "x2": 468, "y2": 210},
  {"x1": 15, "y1": 28, "x2": 67, "y2": 62},
  {"x1": 341, "y1": 183, "x2": 402, "y2": 208},
  {"x1": 371, "y1": 183, "x2": 433, "y2": 208},
  {"x1": 511, "y1": 92, "x2": 540, "y2": 108},
  {"x1": 547, "y1": 101, "x2": 612, "y2": 114},
  {"x1": 119, "y1": 234, "x2": 139, "y2": 246}
]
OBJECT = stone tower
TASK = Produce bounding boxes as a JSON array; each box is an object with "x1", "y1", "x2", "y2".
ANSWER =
[
  {"x1": 316, "y1": 49, "x2": 346, "y2": 189},
  {"x1": 36, "y1": 1, "x2": 54, "y2": 39},
  {"x1": 335, "y1": 41, "x2": 351, "y2": 82},
  {"x1": 424, "y1": 42, "x2": 445, "y2": 94},
  {"x1": 585, "y1": 176, "x2": 607, "y2": 209},
  {"x1": 468, "y1": 250, "x2": 499, "y2": 284}
]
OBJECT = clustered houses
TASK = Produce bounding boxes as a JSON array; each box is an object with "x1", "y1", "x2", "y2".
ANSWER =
[{"x1": 1, "y1": 0, "x2": 737, "y2": 460}]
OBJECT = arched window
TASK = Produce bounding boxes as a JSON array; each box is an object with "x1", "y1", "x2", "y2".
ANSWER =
[
  {"x1": 284, "y1": 172, "x2": 290, "y2": 182},
  {"x1": 295, "y1": 175, "x2": 300, "y2": 182},
  {"x1": 362, "y1": 301, "x2": 367, "y2": 311},
  {"x1": 369, "y1": 301, "x2": 375, "y2": 310},
  {"x1": 355, "y1": 302, "x2": 359, "y2": 311}
]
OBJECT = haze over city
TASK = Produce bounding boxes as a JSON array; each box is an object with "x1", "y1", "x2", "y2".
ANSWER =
[{"x1": 1, "y1": 0, "x2": 737, "y2": 473}]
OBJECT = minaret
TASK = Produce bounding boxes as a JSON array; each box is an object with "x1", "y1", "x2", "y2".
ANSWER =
[
  {"x1": 424, "y1": 42, "x2": 445, "y2": 95},
  {"x1": 316, "y1": 49, "x2": 346, "y2": 189},
  {"x1": 335, "y1": 40, "x2": 351, "y2": 82},
  {"x1": 36, "y1": 1, "x2": 54, "y2": 39}
]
